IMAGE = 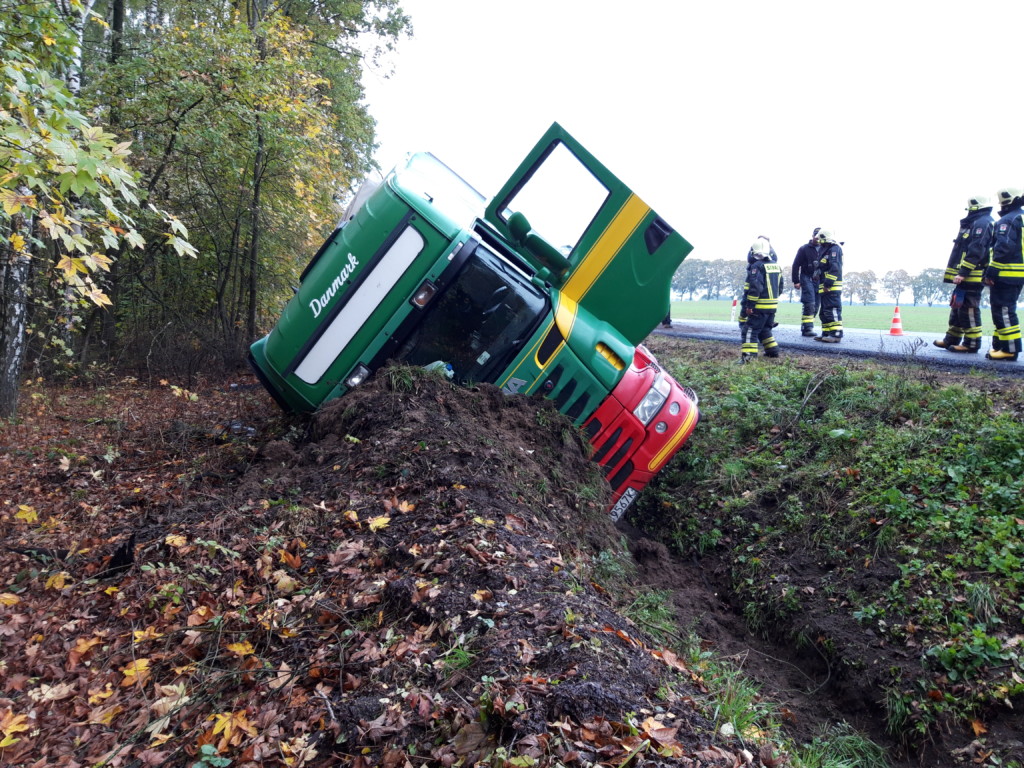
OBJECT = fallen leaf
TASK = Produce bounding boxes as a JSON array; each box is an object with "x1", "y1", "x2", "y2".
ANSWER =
[
  {"x1": 187, "y1": 605, "x2": 214, "y2": 626},
  {"x1": 29, "y1": 682, "x2": 76, "y2": 702},
  {"x1": 121, "y1": 658, "x2": 151, "y2": 687},
  {"x1": 133, "y1": 626, "x2": 165, "y2": 644},
  {"x1": 368, "y1": 516, "x2": 390, "y2": 532},
  {"x1": 0, "y1": 593, "x2": 20, "y2": 606},
  {"x1": 226, "y1": 641, "x2": 255, "y2": 657},
  {"x1": 88, "y1": 683, "x2": 115, "y2": 704},
  {"x1": 45, "y1": 571, "x2": 70, "y2": 590},
  {"x1": 15, "y1": 505, "x2": 37, "y2": 523}
]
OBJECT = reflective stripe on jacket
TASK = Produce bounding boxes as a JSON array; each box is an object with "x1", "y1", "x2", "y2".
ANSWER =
[
  {"x1": 817, "y1": 244, "x2": 843, "y2": 292},
  {"x1": 984, "y1": 205, "x2": 1024, "y2": 286},
  {"x1": 744, "y1": 261, "x2": 782, "y2": 311},
  {"x1": 944, "y1": 208, "x2": 995, "y2": 284}
]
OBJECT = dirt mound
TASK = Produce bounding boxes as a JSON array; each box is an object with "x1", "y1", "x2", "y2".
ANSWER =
[
  {"x1": 231, "y1": 368, "x2": 748, "y2": 764},
  {"x1": 0, "y1": 369, "x2": 776, "y2": 766}
]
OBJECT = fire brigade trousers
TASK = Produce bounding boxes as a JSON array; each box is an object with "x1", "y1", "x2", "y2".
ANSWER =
[
  {"x1": 943, "y1": 287, "x2": 984, "y2": 350},
  {"x1": 740, "y1": 311, "x2": 779, "y2": 357},
  {"x1": 819, "y1": 292, "x2": 843, "y2": 337},
  {"x1": 800, "y1": 281, "x2": 820, "y2": 332},
  {"x1": 990, "y1": 283, "x2": 1023, "y2": 354}
]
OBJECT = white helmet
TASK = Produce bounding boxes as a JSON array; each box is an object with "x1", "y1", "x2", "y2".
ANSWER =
[
  {"x1": 996, "y1": 187, "x2": 1023, "y2": 207},
  {"x1": 966, "y1": 194, "x2": 990, "y2": 211},
  {"x1": 817, "y1": 228, "x2": 837, "y2": 244},
  {"x1": 749, "y1": 239, "x2": 771, "y2": 259}
]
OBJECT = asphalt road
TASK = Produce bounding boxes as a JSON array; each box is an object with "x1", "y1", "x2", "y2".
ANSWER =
[{"x1": 657, "y1": 317, "x2": 1024, "y2": 377}]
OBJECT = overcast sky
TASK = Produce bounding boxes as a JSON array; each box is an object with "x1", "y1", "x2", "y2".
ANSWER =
[{"x1": 360, "y1": 0, "x2": 1024, "y2": 281}]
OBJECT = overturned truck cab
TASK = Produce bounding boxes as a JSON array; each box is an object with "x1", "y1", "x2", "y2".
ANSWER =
[{"x1": 249, "y1": 123, "x2": 699, "y2": 520}]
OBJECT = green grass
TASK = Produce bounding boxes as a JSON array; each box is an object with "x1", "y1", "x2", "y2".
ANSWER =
[
  {"x1": 669, "y1": 299, "x2": 952, "y2": 334},
  {"x1": 635, "y1": 338, "x2": 1024, "y2": 757}
]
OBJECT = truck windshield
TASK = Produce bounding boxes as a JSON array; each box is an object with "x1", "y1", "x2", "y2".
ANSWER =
[{"x1": 395, "y1": 244, "x2": 547, "y2": 385}]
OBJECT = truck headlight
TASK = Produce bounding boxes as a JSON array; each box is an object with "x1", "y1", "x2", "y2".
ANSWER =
[
  {"x1": 345, "y1": 364, "x2": 371, "y2": 389},
  {"x1": 633, "y1": 374, "x2": 671, "y2": 425}
]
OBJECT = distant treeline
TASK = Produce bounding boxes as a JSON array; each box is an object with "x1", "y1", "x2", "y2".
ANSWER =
[{"x1": 673, "y1": 259, "x2": 951, "y2": 307}]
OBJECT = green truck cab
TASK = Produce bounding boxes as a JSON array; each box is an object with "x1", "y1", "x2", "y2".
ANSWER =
[{"x1": 249, "y1": 123, "x2": 699, "y2": 520}]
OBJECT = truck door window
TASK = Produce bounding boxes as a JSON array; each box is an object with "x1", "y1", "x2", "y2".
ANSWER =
[
  {"x1": 395, "y1": 246, "x2": 547, "y2": 384},
  {"x1": 498, "y1": 142, "x2": 609, "y2": 254}
]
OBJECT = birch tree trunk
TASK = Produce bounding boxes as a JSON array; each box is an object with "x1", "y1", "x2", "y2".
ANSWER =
[
  {"x1": 0, "y1": 204, "x2": 35, "y2": 418},
  {"x1": 56, "y1": 0, "x2": 98, "y2": 96}
]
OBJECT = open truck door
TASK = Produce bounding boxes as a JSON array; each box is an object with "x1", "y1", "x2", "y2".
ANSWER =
[{"x1": 483, "y1": 123, "x2": 692, "y2": 346}]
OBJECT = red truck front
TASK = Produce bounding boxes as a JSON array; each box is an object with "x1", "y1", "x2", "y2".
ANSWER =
[{"x1": 584, "y1": 344, "x2": 699, "y2": 521}]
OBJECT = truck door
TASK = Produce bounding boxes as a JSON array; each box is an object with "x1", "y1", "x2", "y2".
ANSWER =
[{"x1": 483, "y1": 122, "x2": 693, "y2": 345}]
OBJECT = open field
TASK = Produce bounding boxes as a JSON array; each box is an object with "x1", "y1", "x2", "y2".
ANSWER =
[{"x1": 670, "y1": 299, "x2": 954, "y2": 334}]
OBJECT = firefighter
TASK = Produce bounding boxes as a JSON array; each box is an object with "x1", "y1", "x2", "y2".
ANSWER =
[
  {"x1": 935, "y1": 195, "x2": 995, "y2": 353},
  {"x1": 983, "y1": 187, "x2": 1024, "y2": 361},
  {"x1": 792, "y1": 228, "x2": 822, "y2": 337},
  {"x1": 739, "y1": 239, "x2": 782, "y2": 362},
  {"x1": 814, "y1": 228, "x2": 843, "y2": 343}
]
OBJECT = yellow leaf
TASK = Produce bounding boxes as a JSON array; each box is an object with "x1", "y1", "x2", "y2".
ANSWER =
[
  {"x1": 15, "y1": 504, "x2": 38, "y2": 523},
  {"x1": 368, "y1": 516, "x2": 390, "y2": 532},
  {"x1": 472, "y1": 589, "x2": 492, "y2": 603},
  {"x1": 0, "y1": 593, "x2": 20, "y2": 606},
  {"x1": 165, "y1": 534, "x2": 187, "y2": 548},
  {"x1": 397, "y1": 500, "x2": 415, "y2": 513},
  {"x1": 121, "y1": 658, "x2": 151, "y2": 687},
  {"x1": 0, "y1": 709, "x2": 31, "y2": 739},
  {"x1": 971, "y1": 719, "x2": 988, "y2": 737},
  {"x1": 83, "y1": 251, "x2": 114, "y2": 272},
  {"x1": 56, "y1": 254, "x2": 87, "y2": 276},
  {"x1": 208, "y1": 710, "x2": 257, "y2": 742},
  {"x1": 104, "y1": 586, "x2": 119, "y2": 596},
  {"x1": 452, "y1": 483, "x2": 466, "y2": 490},
  {"x1": 45, "y1": 571, "x2": 69, "y2": 590},
  {"x1": 344, "y1": 510, "x2": 359, "y2": 523},
  {"x1": 133, "y1": 626, "x2": 164, "y2": 644},
  {"x1": 9, "y1": 233, "x2": 26, "y2": 252},
  {"x1": 86, "y1": 288, "x2": 113, "y2": 308},
  {"x1": 87, "y1": 683, "x2": 114, "y2": 705},
  {"x1": 226, "y1": 641, "x2": 255, "y2": 657},
  {"x1": 43, "y1": 35, "x2": 55, "y2": 45},
  {"x1": 88, "y1": 704, "x2": 123, "y2": 725}
]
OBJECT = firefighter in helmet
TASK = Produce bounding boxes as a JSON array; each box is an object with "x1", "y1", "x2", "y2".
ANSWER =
[
  {"x1": 814, "y1": 228, "x2": 843, "y2": 343},
  {"x1": 983, "y1": 187, "x2": 1024, "y2": 361},
  {"x1": 739, "y1": 239, "x2": 782, "y2": 362},
  {"x1": 935, "y1": 195, "x2": 995, "y2": 353},
  {"x1": 792, "y1": 227, "x2": 822, "y2": 337}
]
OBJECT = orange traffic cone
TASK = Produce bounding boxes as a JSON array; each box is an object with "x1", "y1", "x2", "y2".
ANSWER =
[{"x1": 889, "y1": 306, "x2": 904, "y2": 336}]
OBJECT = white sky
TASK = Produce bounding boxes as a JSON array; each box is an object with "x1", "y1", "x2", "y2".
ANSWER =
[{"x1": 361, "y1": 0, "x2": 1024, "y2": 279}]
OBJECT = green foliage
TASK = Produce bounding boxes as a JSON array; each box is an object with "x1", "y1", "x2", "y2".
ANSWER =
[
  {"x1": 622, "y1": 590, "x2": 677, "y2": 647},
  {"x1": 794, "y1": 722, "x2": 890, "y2": 768},
  {"x1": 635, "y1": 340, "x2": 1024, "y2": 751},
  {"x1": 0, "y1": 1, "x2": 195, "y2": 303},
  {"x1": 191, "y1": 743, "x2": 232, "y2": 768}
]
